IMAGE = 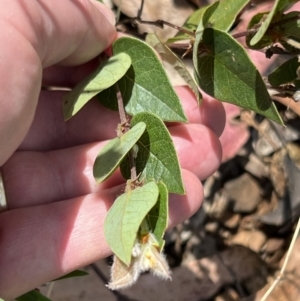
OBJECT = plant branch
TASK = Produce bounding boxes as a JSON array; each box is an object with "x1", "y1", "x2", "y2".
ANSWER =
[
  {"x1": 115, "y1": 85, "x2": 138, "y2": 181},
  {"x1": 137, "y1": 0, "x2": 145, "y2": 19},
  {"x1": 117, "y1": 17, "x2": 195, "y2": 37},
  {"x1": 232, "y1": 28, "x2": 258, "y2": 39},
  {"x1": 116, "y1": 85, "x2": 127, "y2": 125},
  {"x1": 269, "y1": 13, "x2": 300, "y2": 29}
]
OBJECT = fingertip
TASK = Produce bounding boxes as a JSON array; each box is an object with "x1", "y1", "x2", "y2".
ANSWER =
[
  {"x1": 200, "y1": 95, "x2": 226, "y2": 137},
  {"x1": 175, "y1": 86, "x2": 226, "y2": 137},
  {"x1": 90, "y1": 0, "x2": 116, "y2": 26},
  {"x1": 16, "y1": 0, "x2": 118, "y2": 67},
  {"x1": 170, "y1": 124, "x2": 222, "y2": 180},
  {"x1": 168, "y1": 169, "x2": 203, "y2": 227}
]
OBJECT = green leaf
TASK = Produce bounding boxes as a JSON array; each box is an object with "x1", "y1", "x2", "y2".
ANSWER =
[
  {"x1": 268, "y1": 56, "x2": 300, "y2": 87},
  {"x1": 52, "y1": 270, "x2": 89, "y2": 281},
  {"x1": 93, "y1": 122, "x2": 146, "y2": 183},
  {"x1": 121, "y1": 112, "x2": 185, "y2": 194},
  {"x1": 250, "y1": 0, "x2": 298, "y2": 46},
  {"x1": 16, "y1": 290, "x2": 52, "y2": 301},
  {"x1": 63, "y1": 53, "x2": 131, "y2": 120},
  {"x1": 98, "y1": 37, "x2": 188, "y2": 122},
  {"x1": 104, "y1": 181, "x2": 159, "y2": 265},
  {"x1": 208, "y1": 0, "x2": 250, "y2": 32},
  {"x1": 277, "y1": 11, "x2": 300, "y2": 50},
  {"x1": 168, "y1": 0, "x2": 248, "y2": 43},
  {"x1": 196, "y1": 28, "x2": 283, "y2": 124},
  {"x1": 146, "y1": 182, "x2": 168, "y2": 249},
  {"x1": 146, "y1": 33, "x2": 202, "y2": 104}
]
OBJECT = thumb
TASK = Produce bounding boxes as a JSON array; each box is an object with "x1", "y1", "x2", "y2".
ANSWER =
[{"x1": 0, "y1": 0, "x2": 116, "y2": 165}]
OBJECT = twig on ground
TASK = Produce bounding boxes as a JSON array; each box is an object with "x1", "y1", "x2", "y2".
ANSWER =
[{"x1": 260, "y1": 217, "x2": 300, "y2": 301}]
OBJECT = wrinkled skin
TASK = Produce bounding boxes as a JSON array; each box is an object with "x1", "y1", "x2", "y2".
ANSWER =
[{"x1": 0, "y1": 1, "x2": 225, "y2": 299}]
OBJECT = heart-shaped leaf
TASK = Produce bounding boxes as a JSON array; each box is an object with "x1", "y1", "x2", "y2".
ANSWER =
[
  {"x1": 93, "y1": 122, "x2": 146, "y2": 183},
  {"x1": 104, "y1": 181, "x2": 159, "y2": 265},
  {"x1": 121, "y1": 112, "x2": 185, "y2": 194},
  {"x1": 63, "y1": 52, "x2": 131, "y2": 120},
  {"x1": 196, "y1": 28, "x2": 283, "y2": 124},
  {"x1": 192, "y1": 0, "x2": 249, "y2": 79},
  {"x1": 98, "y1": 37, "x2": 188, "y2": 122}
]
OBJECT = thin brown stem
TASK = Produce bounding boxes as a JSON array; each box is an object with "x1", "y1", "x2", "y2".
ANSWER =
[
  {"x1": 117, "y1": 17, "x2": 195, "y2": 37},
  {"x1": 116, "y1": 85, "x2": 127, "y2": 125},
  {"x1": 269, "y1": 13, "x2": 300, "y2": 29},
  {"x1": 115, "y1": 85, "x2": 137, "y2": 180},
  {"x1": 137, "y1": 0, "x2": 145, "y2": 19},
  {"x1": 232, "y1": 28, "x2": 258, "y2": 39}
]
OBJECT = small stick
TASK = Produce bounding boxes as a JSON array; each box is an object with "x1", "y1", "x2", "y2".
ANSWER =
[
  {"x1": 46, "y1": 282, "x2": 55, "y2": 298},
  {"x1": 260, "y1": 217, "x2": 300, "y2": 301}
]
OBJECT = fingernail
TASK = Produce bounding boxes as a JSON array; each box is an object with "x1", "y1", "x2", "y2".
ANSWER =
[{"x1": 91, "y1": 0, "x2": 116, "y2": 26}]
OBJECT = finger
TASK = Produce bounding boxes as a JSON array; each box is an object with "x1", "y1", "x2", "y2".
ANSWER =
[
  {"x1": 20, "y1": 91, "x2": 120, "y2": 151},
  {"x1": 42, "y1": 57, "x2": 102, "y2": 87},
  {"x1": 3, "y1": 124, "x2": 221, "y2": 208},
  {"x1": 0, "y1": 169, "x2": 202, "y2": 300},
  {"x1": 174, "y1": 87, "x2": 226, "y2": 137},
  {"x1": 20, "y1": 87, "x2": 225, "y2": 151},
  {"x1": 0, "y1": 0, "x2": 116, "y2": 165}
]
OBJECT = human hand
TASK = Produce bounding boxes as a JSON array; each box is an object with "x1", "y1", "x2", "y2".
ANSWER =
[{"x1": 0, "y1": 1, "x2": 224, "y2": 299}]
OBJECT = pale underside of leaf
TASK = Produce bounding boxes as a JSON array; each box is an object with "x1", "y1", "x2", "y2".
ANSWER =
[
  {"x1": 63, "y1": 52, "x2": 131, "y2": 120},
  {"x1": 197, "y1": 28, "x2": 283, "y2": 124},
  {"x1": 104, "y1": 181, "x2": 159, "y2": 265},
  {"x1": 208, "y1": 0, "x2": 250, "y2": 32},
  {"x1": 93, "y1": 122, "x2": 146, "y2": 183}
]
